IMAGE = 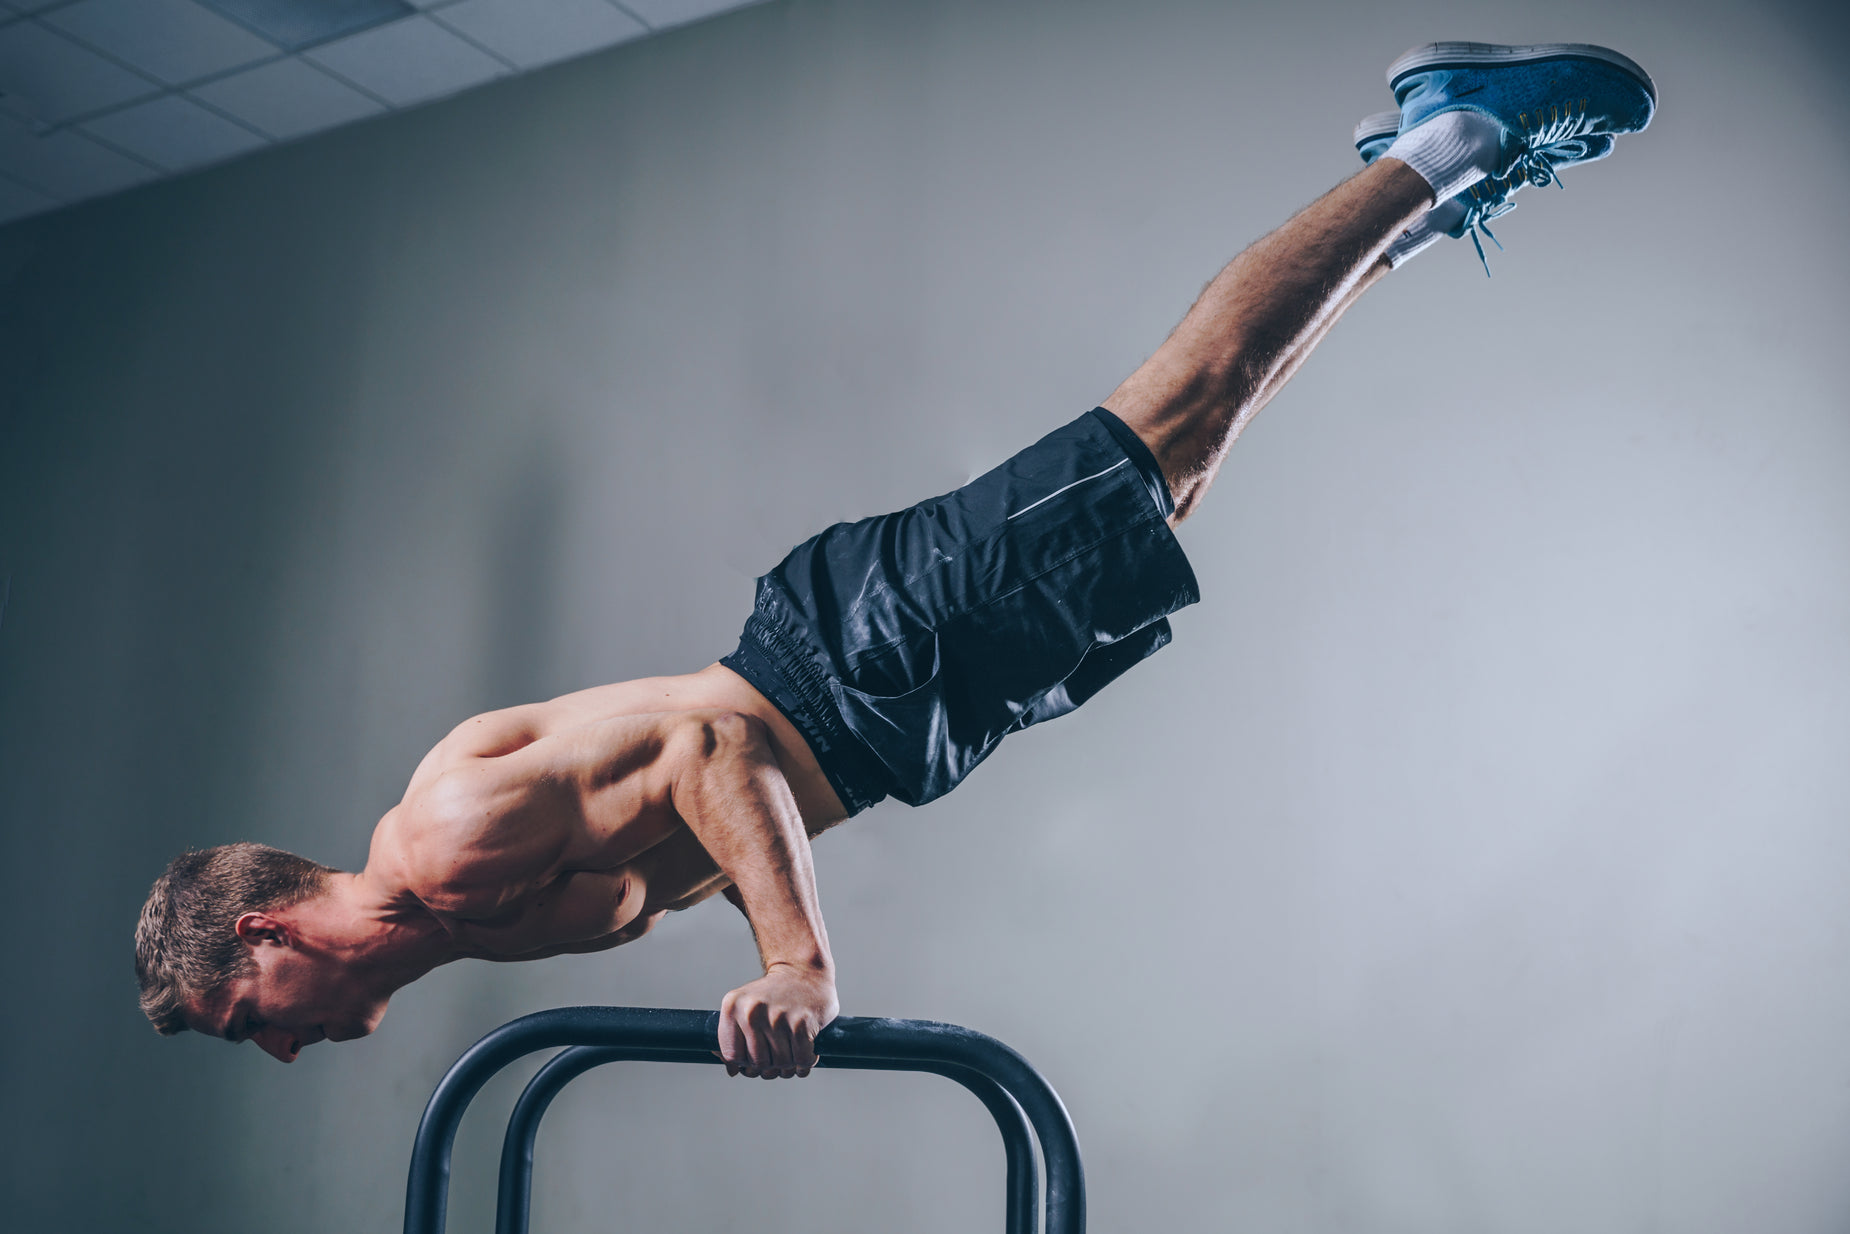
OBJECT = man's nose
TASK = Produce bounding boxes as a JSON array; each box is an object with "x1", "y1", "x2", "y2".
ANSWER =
[{"x1": 252, "y1": 1026, "x2": 301, "y2": 1063}]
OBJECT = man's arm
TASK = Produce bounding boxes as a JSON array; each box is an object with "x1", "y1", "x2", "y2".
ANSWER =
[{"x1": 662, "y1": 711, "x2": 837, "y2": 1079}]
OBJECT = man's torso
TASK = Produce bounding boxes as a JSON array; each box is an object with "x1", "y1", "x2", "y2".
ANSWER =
[{"x1": 363, "y1": 664, "x2": 842, "y2": 960}]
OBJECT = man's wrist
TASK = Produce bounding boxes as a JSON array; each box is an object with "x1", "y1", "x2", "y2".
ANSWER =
[{"x1": 765, "y1": 954, "x2": 834, "y2": 979}]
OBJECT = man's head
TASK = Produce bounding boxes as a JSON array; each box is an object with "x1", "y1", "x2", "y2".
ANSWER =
[{"x1": 135, "y1": 843, "x2": 387, "y2": 1062}]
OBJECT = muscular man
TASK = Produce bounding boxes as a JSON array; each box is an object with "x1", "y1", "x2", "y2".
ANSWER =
[{"x1": 134, "y1": 43, "x2": 1655, "y2": 1079}]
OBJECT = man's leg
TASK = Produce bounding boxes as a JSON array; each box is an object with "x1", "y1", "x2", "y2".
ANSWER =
[
  {"x1": 1105, "y1": 41, "x2": 1659, "y2": 523},
  {"x1": 1103, "y1": 157, "x2": 1429, "y2": 522}
]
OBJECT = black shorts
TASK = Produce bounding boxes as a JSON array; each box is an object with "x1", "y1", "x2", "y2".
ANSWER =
[{"x1": 720, "y1": 407, "x2": 1200, "y2": 814}]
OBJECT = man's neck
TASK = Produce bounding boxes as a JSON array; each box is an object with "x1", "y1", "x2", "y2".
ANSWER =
[{"x1": 298, "y1": 871, "x2": 462, "y2": 992}]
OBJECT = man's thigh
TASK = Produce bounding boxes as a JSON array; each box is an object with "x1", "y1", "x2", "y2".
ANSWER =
[{"x1": 732, "y1": 408, "x2": 1199, "y2": 809}]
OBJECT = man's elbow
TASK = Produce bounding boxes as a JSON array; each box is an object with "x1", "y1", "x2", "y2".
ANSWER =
[
  {"x1": 665, "y1": 712, "x2": 778, "y2": 809},
  {"x1": 679, "y1": 710, "x2": 768, "y2": 761}
]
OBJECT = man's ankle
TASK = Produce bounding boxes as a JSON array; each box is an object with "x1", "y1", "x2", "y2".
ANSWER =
[
  {"x1": 1385, "y1": 197, "x2": 1469, "y2": 268},
  {"x1": 1382, "y1": 109, "x2": 1502, "y2": 203}
]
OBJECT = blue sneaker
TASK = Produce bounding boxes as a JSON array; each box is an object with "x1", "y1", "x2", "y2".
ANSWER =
[
  {"x1": 1376, "y1": 43, "x2": 1649, "y2": 273},
  {"x1": 1353, "y1": 110, "x2": 1402, "y2": 164},
  {"x1": 1388, "y1": 41, "x2": 1655, "y2": 183},
  {"x1": 1356, "y1": 107, "x2": 1614, "y2": 175}
]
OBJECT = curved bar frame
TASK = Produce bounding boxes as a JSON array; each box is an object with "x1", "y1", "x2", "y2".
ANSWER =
[
  {"x1": 493, "y1": 1045, "x2": 1040, "y2": 1234},
  {"x1": 403, "y1": 1006, "x2": 1083, "y2": 1234}
]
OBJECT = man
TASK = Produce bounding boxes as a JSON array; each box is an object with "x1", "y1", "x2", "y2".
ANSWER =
[{"x1": 135, "y1": 43, "x2": 1655, "y2": 1080}]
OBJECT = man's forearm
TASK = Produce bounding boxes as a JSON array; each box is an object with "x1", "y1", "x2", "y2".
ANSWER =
[
  {"x1": 667, "y1": 712, "x2": 833, "y2": 977},
  {"x1": 665, "y1": 711, "x2": 838, "y2": 1079}
]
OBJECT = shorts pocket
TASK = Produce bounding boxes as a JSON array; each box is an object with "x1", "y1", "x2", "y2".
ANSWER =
[{"x1": 831, "y1": 632, "x2": 956, "y2": 806}]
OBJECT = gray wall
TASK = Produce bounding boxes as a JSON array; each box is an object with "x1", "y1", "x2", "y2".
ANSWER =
[{"x1": 4, "y1": 0, "x2": 1847, "y2": 1230}]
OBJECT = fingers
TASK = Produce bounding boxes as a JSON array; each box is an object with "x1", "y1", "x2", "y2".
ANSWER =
[
  {"x1": 718, "y1": 985, "x2": 821, "y2": 1079},
  {"x1": 718, "y1": 989, "x2": 745, "y2": 1077},
  {"x1": 743, "y1": 999, "x2": 772, "y2": 1076},
  {"x1": 719, "y1": 986, "x2": 772, "y2": 1078},
  {"x1": 766, "y1": 1002, "x2": 800, "y2": 1080},
  {"x1": 791, "y1": 1020, "x2": 817, "y2": 1078}
]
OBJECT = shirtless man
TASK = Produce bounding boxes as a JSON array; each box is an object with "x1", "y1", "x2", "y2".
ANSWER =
[{"x1": 134, "y1": 43, "x2": 1655, "y2": 1080}]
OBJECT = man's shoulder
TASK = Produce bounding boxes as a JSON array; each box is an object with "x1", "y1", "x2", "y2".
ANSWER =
[
  {"x1": 370, "y1": 799, "x2": 513, "y2": 917},
  {"x1": 363, "y1": 805, "x2": 439, "y2": 905}
]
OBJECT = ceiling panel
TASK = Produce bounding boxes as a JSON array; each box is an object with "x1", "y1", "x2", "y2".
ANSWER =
[
  {"x1": 41, "y1": 0, "x2": 276, "y2": 88},
  {"x1": 189, "y1": 55, "x2": 383, "y2": 140},
  {"x1": 0, "y1": 112, "x2": 156, "y2": 197},
  {"x1": 197, "y1": 0, "x2": 414, "y2": 52},
  {"x1": 622, "y1": 0, "x2": 765, "y2": 29},
  {"x1": 80, "y1": 93, "x2": 267, "y2": 171},
  {"x1": 0, "y1": 0, "x2": 772, "y2": 226},
  {"x1": 434, "y1": 0, "x2": 647, "y2": 72},
  {"x1": 0, "y1": 19, "x2": 160, "y2": 124},
  {"x1": 303, "y1": 15, "x2": 505, "y2": 108}
]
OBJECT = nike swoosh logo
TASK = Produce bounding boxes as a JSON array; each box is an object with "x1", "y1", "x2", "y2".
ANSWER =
[{"x1": 1452, "y1": 85, "x2": 1486, "y2": 98}]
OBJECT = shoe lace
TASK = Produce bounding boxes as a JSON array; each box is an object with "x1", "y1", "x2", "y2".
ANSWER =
[
  {"x1": 1459, "y1": 194, "x2": 1515, "y2": 277},
  {"x1": 1458, "y1": 104, "x2": 1593, "y2": 277}
]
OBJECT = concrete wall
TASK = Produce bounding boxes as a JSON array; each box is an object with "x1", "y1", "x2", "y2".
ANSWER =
[{"x1": 3, "y1": 0, "x2": 1847, "y2": 1230}]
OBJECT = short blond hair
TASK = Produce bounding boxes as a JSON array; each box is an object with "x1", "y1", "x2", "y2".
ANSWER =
[{"x1": 134, "y1": 843, "x2": 334, "y2": 1035}]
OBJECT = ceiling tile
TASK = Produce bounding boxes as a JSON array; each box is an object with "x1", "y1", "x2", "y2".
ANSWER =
[
  {"x1": 80, "y1": 93, "x2": 267, "y2": 171},
  {"x1": 41, "y1": 0, "x2": 278, "y2": 87},
  {"x1": 0, "y1": 112, "x2": 156, "y2": 197},
  {"x1": 303, "y1": 15, "x2": 504, "y2": 107},
  {"x1": 0, "y1": 20, "x2": 159, "y2": 124},
  {"x1": 197, "y1": 0, "x2": 413, "y2": 52},
  {"x1": 0, "y1": 170, "x2": 59, "y2": 223},
  {"x1": 189, "y1": 55, "x2": 382, "y2": 140},
  {"x1": 619, "y1": 0, "x2": 765, "y2": 31},
  {"x1": 436, "y1": 0, "x2": 644, "y2": 71}
]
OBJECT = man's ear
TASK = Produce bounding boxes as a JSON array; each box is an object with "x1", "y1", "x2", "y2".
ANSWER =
[{"x1": 234, "y1": 912, "x2": 291, "y2": 947}]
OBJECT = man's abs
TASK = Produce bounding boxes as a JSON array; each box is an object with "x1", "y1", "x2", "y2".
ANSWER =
[{"x1": 431, "y1": 865, "x2": 645, "y2": 958}]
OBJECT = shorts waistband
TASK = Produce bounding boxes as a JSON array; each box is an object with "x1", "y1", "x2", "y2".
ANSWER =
[
  {"x1": 721, "y1": 607, "x2": 891, "y2": 816},
  {"x1": 1089, "y1": 406, "x2": 1176, "y2": 520}
]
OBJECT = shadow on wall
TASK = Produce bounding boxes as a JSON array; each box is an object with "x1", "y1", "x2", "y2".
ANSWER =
[{"x1": 0, "y1": 180, "x2": 390, "y2": 1228}]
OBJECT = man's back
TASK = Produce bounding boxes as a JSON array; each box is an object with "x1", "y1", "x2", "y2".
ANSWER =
[{"x1": 370, "y1": 664, "x2": 843, "y2": 956}]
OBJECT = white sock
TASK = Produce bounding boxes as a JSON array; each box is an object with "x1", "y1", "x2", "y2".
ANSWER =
[
  {"x1": 1385, "y1": 197, "x2": 1469, "y2": 268},
  {"x1": 1382, "y1": 109, "x2": 1502, "y2": 204}
]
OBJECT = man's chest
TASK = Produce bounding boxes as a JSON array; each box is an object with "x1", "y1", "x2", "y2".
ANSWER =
[{"x1": 430, "y1": 865, "x2": 644, "y2": 958}]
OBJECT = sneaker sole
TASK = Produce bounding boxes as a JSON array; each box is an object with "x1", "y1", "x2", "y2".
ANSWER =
[
  {"x1": 1386, "y1": 41, "x2": 1657, "y2": 104},
  {"x1": 1352, "y1": 110, "x2": 1400, "y2": 149}
]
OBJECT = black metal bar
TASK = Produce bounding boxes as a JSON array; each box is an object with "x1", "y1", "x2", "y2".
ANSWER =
[
  {"x1": 492, "y1": 1045, "x2": 1040, "y2": 1234},
  {"x1": 826, "y1": 1055, "x2": 1040, "y2": 1234},
  {"x1": 404, "y1": 1007, "x2": 1082, "y2": 1234},
  {"x1": 493, "y1": 1046, "x2": 632, "y2": 1234}
]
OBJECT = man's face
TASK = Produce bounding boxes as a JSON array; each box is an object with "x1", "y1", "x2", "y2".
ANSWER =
[{"x1": 193, "y1": 940, "x2": 389, "y2": 1063}]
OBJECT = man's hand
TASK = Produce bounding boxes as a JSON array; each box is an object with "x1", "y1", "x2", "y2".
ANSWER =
[{"x1": 717, "y1": 964, "x2": 838, "y2": 1079}]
